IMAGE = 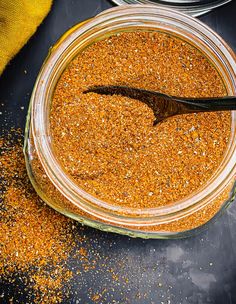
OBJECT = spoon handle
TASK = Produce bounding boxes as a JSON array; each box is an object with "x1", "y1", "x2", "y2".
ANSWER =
[{"x1": 176, "y1": 96, "x2": 236, "y2": 112}]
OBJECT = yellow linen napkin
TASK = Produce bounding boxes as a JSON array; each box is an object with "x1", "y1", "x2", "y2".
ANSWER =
[{"x1": 0, "y1": 0, "x2": 52, "y2": 75}]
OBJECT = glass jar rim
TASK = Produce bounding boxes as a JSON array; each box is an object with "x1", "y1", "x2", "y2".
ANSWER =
[
  {"x1": 29, "y1": 5, "x2": 236, "y2": 225},
  {"x1": 109, "y1": 0, "x2": 232, "y2": 17}
]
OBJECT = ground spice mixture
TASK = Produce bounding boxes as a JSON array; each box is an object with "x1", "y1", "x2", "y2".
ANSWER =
[
  {"x1": 0, "y1": 130, "x2": 74, "y2": 303},
  {"x1": 3, "y1": 31, "x2": 232, "y2": 304},
  {"x1": 0, "y1": 130, "x2": 130, "y2": 303},
  {"x1": 50, "y1": 31, "x2": 231, "y2": 210}
]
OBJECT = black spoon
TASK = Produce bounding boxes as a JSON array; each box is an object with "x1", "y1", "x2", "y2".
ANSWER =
[{"x1": 84, "y1": 85, "x2": 236, "y2": 125}]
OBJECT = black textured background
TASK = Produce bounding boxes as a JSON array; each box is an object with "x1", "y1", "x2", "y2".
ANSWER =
[{"x1": 1, "y1": 1, "x2": 236, "y2": 303}]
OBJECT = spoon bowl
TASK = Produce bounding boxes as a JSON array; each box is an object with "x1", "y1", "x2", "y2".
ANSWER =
[{"x1": 85, "y1": 85, "x2": 236, "y2": 125}]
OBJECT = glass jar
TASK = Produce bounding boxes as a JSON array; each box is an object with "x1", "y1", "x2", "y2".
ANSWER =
[
  {"x1": 110, "y1": 0, "x2": 232, "y2": 17},
  {"x1": 24, "y1": 5, "x2": 236, "y2": 239}
]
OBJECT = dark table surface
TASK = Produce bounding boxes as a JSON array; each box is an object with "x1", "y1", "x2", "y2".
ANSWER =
[{"x1": 1, "y1": 1, "x2": 236, "y2": 303}]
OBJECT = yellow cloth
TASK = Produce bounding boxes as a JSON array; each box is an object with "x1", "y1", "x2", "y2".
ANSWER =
[{"x1": 0, "y1": 0, "x2": 52, "y2": 75}]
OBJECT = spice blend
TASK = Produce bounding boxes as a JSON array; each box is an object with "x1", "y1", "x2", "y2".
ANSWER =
[
  {"x1": 0, "y1": 130, "x2": 129, "y2": 303},
  {"x1": 0, "y1": 130, "x2": 74, "y2": 303},
  {"x1": 50, "y1": 31, "x2": 231, "y2": 210}
]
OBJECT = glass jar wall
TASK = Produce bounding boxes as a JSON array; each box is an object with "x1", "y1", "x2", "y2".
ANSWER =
[{"x1": 24, "y1": 5, "x2": 236, "y2": 239}]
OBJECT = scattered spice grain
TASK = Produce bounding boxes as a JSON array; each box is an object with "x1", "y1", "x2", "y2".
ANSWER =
[
  {"x1": 0, "y1": 130, "x2": 75, "y2": 303},
  {"x1": 1, "y1": 129, "x2": 143, "y2": 303}
]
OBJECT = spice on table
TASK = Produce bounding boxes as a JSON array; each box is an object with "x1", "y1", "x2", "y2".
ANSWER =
[
  {"x1": 1, "y1": 129, "x2": 142, "y2": 303},
  {"x1": 0, "y1": 130, "x2": 74, "y2": 303},
  {"x1": 50, "y1": 31, "x2": 231, "y2": 211}
]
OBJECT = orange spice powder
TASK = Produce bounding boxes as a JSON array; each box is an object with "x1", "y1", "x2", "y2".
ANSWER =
[
  {"x1": 1, "y1": 130, "x2": 136, "y2": 303},
  {"x1": 50, "y1": 31, "x2": 231, "y2": 210}
]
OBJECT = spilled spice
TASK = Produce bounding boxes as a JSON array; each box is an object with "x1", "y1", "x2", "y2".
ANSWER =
[
  {"x1": 0, "y1": 129, "x2": 141, "y2": 303},
  {"x1": 0, "y1": 129, "x2": 75, "y2": 303},
  {"x1": 50, "y1": 31, "x2": 231, "y2": 210}
]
